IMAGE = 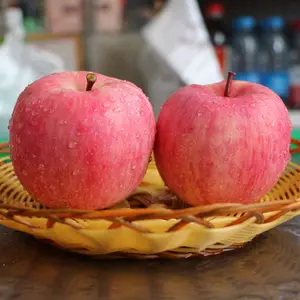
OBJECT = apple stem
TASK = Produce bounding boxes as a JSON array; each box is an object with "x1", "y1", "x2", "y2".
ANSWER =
[
  {"x1": 224, "y1": 71, "x2": 236, "y2": 97},
  {"x1": 86, "y1": 73, "x2": 97, "y2": 91}
]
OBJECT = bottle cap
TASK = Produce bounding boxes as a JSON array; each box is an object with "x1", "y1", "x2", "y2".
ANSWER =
[
  {"x1": 206, "y1": 3, "x2": 224, "y2": 18},
  {"x1": 261, "y1": 17, "x2": 284, "y2": 30},
  {"x1": 233, "y1": 16, "x2": 256, "y2": 31}
]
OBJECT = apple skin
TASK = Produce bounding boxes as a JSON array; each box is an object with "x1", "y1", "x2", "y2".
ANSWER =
[
  {"x1": 9, "y1": 71, "x2": 156, "y2": 210},
  {"x1": 154, "y1": 80, "x2": 292, "y2": 206}
]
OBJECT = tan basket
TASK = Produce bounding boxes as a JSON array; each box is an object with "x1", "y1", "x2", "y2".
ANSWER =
[{"x1": 0, "y1": 141, "x2": 300, "y2": 259}]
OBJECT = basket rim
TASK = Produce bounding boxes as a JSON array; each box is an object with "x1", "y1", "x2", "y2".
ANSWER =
[
  {"x1": 0, "y1": 198, "x2": 299, "y2": 216},
  {"x1": 0, "y1": 141, "x2": 300, "y2": 222}
]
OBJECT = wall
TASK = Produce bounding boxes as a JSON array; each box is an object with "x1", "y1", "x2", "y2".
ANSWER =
[
  {"x1": 85, "y1": 32, "x2": 182, "y2": 118},
  {"x1": 85, "y1": 33, "x2": 145, "y2": 87}
]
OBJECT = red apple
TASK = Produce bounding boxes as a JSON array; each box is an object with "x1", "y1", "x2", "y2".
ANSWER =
[
  {"x1": 154, "y1": 72, "x2": 292, "y2": 206},
  {"x1": 9, "y1": 71, "x2": 156, "y2": 210}
]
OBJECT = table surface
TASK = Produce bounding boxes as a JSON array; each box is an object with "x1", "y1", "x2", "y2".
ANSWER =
[{"x1": 0, "y1": 217, "x2": 299, "y2": 300}]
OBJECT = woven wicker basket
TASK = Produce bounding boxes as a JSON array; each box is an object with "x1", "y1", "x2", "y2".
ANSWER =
[{"x1": 0, "y1": 140, "x2": 300, "y2": 259}]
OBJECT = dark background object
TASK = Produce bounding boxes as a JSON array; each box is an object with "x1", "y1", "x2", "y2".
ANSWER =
[{"x1": 198, "y1": 0, "x2": 300, "y2": 21}]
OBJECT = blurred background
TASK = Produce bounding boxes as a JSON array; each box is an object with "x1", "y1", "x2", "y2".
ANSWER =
[{"x1": 0, "y1": 0, "x2": 299, "y2": 141}]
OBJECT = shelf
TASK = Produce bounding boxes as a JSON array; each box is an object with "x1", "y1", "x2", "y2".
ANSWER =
[{"x1": 25, "y1": 32, "x2": 82, "y2": 42}]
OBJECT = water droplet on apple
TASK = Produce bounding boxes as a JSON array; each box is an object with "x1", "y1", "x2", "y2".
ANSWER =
[
  {"x1": 136, "y1": 133, "x2": 140, "y2": 139},
  {"x1": 29, "y1": 120, "x2": 38, "y2": 126},
  {"x1": 16, "y1": 137, "x2": 21, "y2": 144},
  {"x1": 72, "y1": 170, "x2": 80, "y2": 176},
  {"x1": 38, "y1": 164, "x2": 45, "y2": 171},
  {"x1": 119, "y1": 184, "x2": 124, "y2": 189},
  {"x1": 49, "y1": 184, "x2": 55, "y2": 191},
  {"x1": 113, "y1": 107, "x2": 121, "y2": 113},
  {"x1": 22, "y1": 170, "x2": 28, "y2": 177},
  {"x1": 68, "y1": 141, "x2": 78, "y2": 149},
  {"x1": 109, "y1": 120, "x2": 114, "y2": 125},
  {"x1": 132, "y1": 165, "x2": 136, "y2": 170},
  {"x1": 103, "y1": 102, "x2": 110, "y2": 108},
  {"x1": 58, "y1": 120, "x2": 67, "y2": 125}
]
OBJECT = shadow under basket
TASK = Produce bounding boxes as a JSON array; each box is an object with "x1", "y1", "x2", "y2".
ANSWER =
[{"x1": 0, "y1": 141, "x2": 300, "y2": 259}]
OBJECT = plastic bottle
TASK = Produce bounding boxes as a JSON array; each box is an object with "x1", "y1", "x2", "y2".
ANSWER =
[
  {"x1": 19, "y1": 0, "x2": 41, "y2": 33},
  {"x1": 231, "y1": 16, "x2": 260, "y2": 83},
  {"x1": 289, "y1": 20, "x2": 300, "y2": 108},
  {"x1": 204, "y1": 2, "x2": 229, "y2": 75},
  {"x1": 259, "y1": 17, "x2": 290, "y2": 102}
]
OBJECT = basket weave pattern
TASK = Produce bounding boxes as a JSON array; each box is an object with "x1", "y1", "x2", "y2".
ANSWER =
[{"x1": 0, "y1": 141, "x2": 300, "y2": 259}]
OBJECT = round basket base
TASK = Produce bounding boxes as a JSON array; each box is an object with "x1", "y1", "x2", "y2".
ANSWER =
[{"x1": 37, "y1": 236, "x2": 248, "y2": 259}]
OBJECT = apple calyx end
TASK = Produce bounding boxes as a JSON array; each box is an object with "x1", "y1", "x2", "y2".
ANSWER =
[
  {"x1": 86, "y1": 73, "x2": 97, "y2": 91},
  {"x1": 224, "y1": 71, "x2": 236, "y2": 97}
]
